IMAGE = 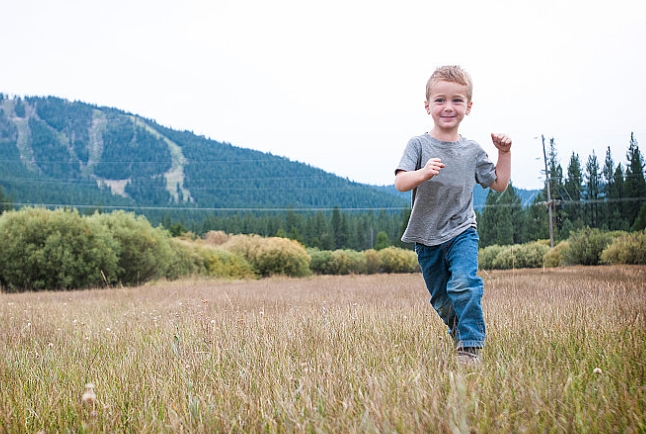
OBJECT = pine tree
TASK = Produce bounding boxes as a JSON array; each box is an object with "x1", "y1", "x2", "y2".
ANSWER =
[
  {"x1": 284, "y1": 206, "x2": 304, "y2": 243},
  {"x1": 479, "y1": 182, "x2": 524, "y2": 247},
  {"x1": 601, "y1": 147, "x2": 615, "y2": 229},
  {"x1": 547, "y1": 138, "x2": 565, "y2": 238},
  {"x1": 584, "y1": 151, "x2": 601, "y2": 228},
  {"x1": 306, "y1": 211, "x2": 334, "y2": 250},
  {"x1": 564, "y1": 152, "x2": 583, "y2": 226},
  {"x1": 331, "y1": 206, "x2": 349, "y2": 249},
  {"x1": 624, "y1": 133, "x2": 646, "y2": 227},
  {"x1": 610, "y1": 164, "x2": 629, "y2": 230},
  {"x1": 526, "y1": 191, "x2": 551, "y2": 242}
]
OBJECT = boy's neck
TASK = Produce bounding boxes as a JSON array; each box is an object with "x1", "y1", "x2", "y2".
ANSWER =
[{"x1": 428, "y1": 127, "x2": 460, "y2": 142}]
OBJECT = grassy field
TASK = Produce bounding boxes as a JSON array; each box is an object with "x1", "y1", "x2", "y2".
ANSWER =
[{"x1": 1, "y1": 266, "x2": 645, "y2": 433}]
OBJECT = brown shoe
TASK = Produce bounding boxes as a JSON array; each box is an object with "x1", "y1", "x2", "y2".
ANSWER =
[{"x1": 457, "y1": 347, "x2": 481, "y2": 366}]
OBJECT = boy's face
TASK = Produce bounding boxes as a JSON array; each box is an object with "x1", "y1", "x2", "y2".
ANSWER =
[{"x1": 425, "y1": 80, "x2": 472, "y2": 133}]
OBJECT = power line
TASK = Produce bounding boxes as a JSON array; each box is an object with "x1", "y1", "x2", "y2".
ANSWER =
[
  {"x1": 6, "y1": 202, "x2": 407, "y2": 213},
  {"x1": 6, "y1": 195, "x2": 643, "y2": 214}
]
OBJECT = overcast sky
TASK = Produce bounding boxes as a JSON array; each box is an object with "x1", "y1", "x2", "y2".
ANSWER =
[{"x1": 2, "y1": 0, "x2": 645, "y2": 190}]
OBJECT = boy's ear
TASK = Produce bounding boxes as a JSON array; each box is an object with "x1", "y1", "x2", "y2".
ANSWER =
[
  {"x1": 466, "y1": 101, "x2": 473, "y2": 115},
  {"x1": 424, "y1": 100, "x2": 430, "y2": 114}
]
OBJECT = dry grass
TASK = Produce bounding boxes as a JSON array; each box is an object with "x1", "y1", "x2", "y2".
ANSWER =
[{"x1": 1, "y1": 266, "x2": 645, "y2": 433}]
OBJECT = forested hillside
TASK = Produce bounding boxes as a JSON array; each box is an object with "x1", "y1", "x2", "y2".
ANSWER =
[{"x1": 0, "y1": 95, "x2": 407, "y2": 212}]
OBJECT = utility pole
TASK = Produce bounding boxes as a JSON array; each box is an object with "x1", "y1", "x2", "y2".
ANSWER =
[{"x1": 541, "y1": 134, "x2": 555, "y2": 248}]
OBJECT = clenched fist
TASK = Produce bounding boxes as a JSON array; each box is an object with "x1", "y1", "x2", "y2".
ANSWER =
[{"x1": 491, "y1": 133, "x2": 512, "y2": 153}]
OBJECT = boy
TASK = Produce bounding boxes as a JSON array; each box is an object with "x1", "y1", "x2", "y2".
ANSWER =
[{"x1": 394, "y1": 65, "x2": 512, "y2": 364}]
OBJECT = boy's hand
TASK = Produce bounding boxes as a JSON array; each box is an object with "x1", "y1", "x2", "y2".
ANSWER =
[
  {"x1": 423, "y1": 157, "x2": 445, "y2": 179},
  {"x1": 491, "y1": 133, "x2": 512, "y2": 153}
]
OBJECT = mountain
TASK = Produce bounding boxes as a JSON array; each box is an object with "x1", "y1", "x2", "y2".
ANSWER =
[
  {"x1": 0, "y1": 95, "x2": 540, "y2": 218},
  {"x1": 0, "y1": 95, "x2": 408, "y2": 212}
]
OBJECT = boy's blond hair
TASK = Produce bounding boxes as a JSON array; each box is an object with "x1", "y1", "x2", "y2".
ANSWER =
[{"x1": 426, "y1": 65, "x2": 473, "y2": 102}]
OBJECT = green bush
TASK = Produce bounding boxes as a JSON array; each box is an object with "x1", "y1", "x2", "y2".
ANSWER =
[
  {"x1": 308, "y1": 249, "x2": 333, "y2": 275},
  {"x1": 564, "y1": 227, "x2": 613, "y2": 266},
  {"x1": 309, "y1": 248, "x2": 419, "y2": 275},
  {"x1": 0, "y1": 208, "x2": 119, "y2": 291},
  {"x1": 165, "y1": 238, "x2": 202, "y2": 280},
  {"x1": 600, "y1": 230, "x2": 646, "y2": 265},
  {"x1": 542, "y1": 241, "x2": 570, "y2": 268},
  {"x1": 480, "y1": 242, "x2": 549, "y2": 270},
  {"x1": 201, "y1": 247, "x2": 256, "y2": 279},
  {"x1": 489, "y1": 246, "x2": 521, "y2": 270},
  {"x1": 329, "y1": 250, "x2": 367, "y2": 275},
  {"x1": 364, "y1": 249, "x2": 382, "y2": 274},
  {"x1": 378, "y1": 247, "x2": 419, "y2": 273},
  {"x1": 479, "y1": 245, "x2": 504, "y2": 270},
  {"x1": 515, "y1": 242, "x2": 550, "y2": 268},
  {"x1": 149, "y1": 237, "x2": 257, "y2": 281},
  {"x1": 493, "y1": 242, "x2": 550, "y2": 270},
  {"x1": 223, "y1": 234, "x2": 311, "y2": 277},
  {"x1": 90, "y1": 211, "x2": 174, "y2": 285}
]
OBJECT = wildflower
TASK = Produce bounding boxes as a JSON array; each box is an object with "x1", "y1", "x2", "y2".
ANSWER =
[
  {"x1": 82, "y1": 383, "x2": 96, "y2": 405},
  {"x1": 593, "y1": 367, "x2": 602, "y2": 375}
]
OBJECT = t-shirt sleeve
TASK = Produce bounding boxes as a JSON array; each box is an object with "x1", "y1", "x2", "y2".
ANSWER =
[
  {"x1": 395, "y1": 138, "x2": 421, "y2": 175},
  {"x1": 475, "y1": 147, "x2": 497, "y2": 188}
]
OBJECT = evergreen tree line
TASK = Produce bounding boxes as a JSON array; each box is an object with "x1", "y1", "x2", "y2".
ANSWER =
[
  {"x1": 3, "y1": 132, "x2": 644, "y2": 252},
  {"x1": 158, "y1": 134, "x2": 645, "y2": 251},
  {"x1": 477, "y1": 133, "x2": 646, "y2": 247},
  {"x1": 156, "y1": 207, "x2": 411, "y2": 252}
]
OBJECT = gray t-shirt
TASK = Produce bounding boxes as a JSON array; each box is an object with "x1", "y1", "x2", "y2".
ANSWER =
[{"x1": 396, "y1": 134, "x2": 497, "y2": 246}]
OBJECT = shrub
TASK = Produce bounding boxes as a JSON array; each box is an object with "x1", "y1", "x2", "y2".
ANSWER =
[
  {"x1": 481, "y1": 242, "x2": 550, "y2": 270},
  {"x1": 204, "y1": 230, "x2": 229, "y2": 246},
  {"x1": 600, "y1": 230, "x2": 646, "y2": 265},
  {"x1": 378, "y1": 247, "x2": 419, "y2": 273},
  {"x1": 479, "y1": 245, "x2": 504, "y2": 270},
  {"x1": 543, "y1": 241, "x2": 570, "y2": 268},
  {"x1": 329, "y1": 250, "x2": 367, "y2": 275},
  {"x1": 223, "y1": 234, "x2": 311, "y2": 277},
  {"x1": 564, "y1": 227, "x2": 613, "y2": 266},
  {"x1": 364, "y1": 249, "x2": 382, "y2": 274},
  {"x1": 201, "y1": 247, "x2": 256, "y2": 279},
  {"x1": 490, "y1": 246, "x2": 515, "y2": 270},
  {"x1": 0, "y1": 208, "x2": 119, "y2": 291},
  {"x1": 165, "y1": 238, "x2": 202, "y2": 280},
  {"x1": 90, "y1": 210, "x2": 174, "y2": 285},
  {"x1": 514, "y1": 242, "x2": 550, "y2": 268},
  {"x1": 309, "y1": 249, "x2": 367, "y2": 275},
  {"x1": 165, "y1": 238, "x2": 256, "y2": 280},
  {"x1": 308, "y1": 249, "x2": 333, "y2": 274}
]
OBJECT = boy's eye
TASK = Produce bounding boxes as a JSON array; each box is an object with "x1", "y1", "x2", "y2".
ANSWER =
[
  {"x1": 453, "y1": 99, "x2": 464, "y2": 103},
  {"x1": 434, "y1": 98, "x2": 444, "y2": 103}
]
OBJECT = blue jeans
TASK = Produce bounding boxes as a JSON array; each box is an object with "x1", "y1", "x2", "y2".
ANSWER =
[{"x1": 415, "y1": 228, "x2": 485, "y2": 349}]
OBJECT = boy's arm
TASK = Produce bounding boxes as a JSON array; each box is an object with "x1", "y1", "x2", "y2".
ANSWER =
[
  {"x1": 395, "y1": 158, "x2": 445, "y2": 192},
  {"x1": 489, "y1": 133, "x2": 512, "y2": 192}
]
